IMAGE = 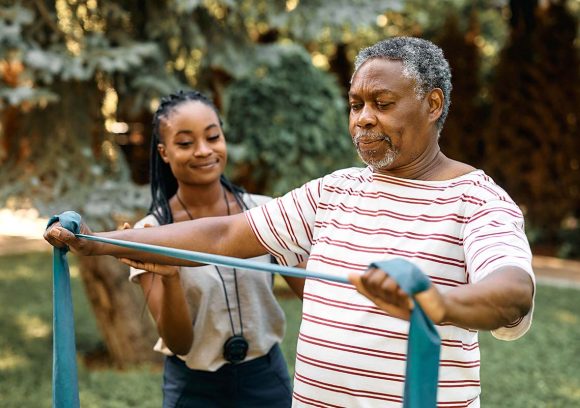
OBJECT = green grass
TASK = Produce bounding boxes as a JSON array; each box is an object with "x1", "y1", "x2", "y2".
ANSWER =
[
  {"x1": 479, "y1": 284, "x2": 580, "y2": 407},
  {"x1": 1, "y1": 252, "x2": 579, "y2": 407}
]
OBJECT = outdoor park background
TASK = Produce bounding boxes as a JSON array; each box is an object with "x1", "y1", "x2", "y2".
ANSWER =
[{"x1": 0, "y1": 1, "x2": 578, "y2": 407}]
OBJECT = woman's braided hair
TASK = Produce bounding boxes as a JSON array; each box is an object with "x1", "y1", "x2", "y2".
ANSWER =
[{"x1": 149, "y1": 90, "x2": 248, "y2": 225}]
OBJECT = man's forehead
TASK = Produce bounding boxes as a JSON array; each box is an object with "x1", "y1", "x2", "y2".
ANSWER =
[
  {"x1": 349, "y1": 58, "x2": 410, "y2": 94},
  {"x1": 348, "y1": 87, "x2": 398, "y2": 98}
]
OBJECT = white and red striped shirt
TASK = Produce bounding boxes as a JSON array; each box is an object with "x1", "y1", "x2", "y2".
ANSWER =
[{"x1": 246, "y1": 167, "x2": 535, "y2": 408}]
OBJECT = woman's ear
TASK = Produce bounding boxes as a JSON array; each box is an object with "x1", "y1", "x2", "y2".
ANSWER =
[
  {"x1": 427, "y1": 88, "x2": 444, "y2": 124},
  {"x1": 157, "y1": 143, "x2": 169, "y2": 163}
]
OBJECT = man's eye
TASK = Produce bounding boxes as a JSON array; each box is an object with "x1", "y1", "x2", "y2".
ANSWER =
[
  {"x1": 350, "y1": 103, "x2": 362, "y2": 111},
  {"x1": 377, "y1": 102, "x2": 393, "y2": 109}
]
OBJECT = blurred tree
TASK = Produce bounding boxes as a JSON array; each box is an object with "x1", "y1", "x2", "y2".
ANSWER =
[
  {"x1": 483, "y1": 0, "x2": 579, "y2": 248},
  {"x1": 0, "y1": 0, "x2": 402, "y2": 366},
  {"x1": 0, "y1": 0, "x2": 405, "y2": 221},
  {"x1": 436, "y1": 10, "x2": 486, "y2": 167}
]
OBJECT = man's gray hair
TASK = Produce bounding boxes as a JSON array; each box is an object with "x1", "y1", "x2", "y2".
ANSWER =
[{"x1": 354, "y1": 37, "x2": 452, "y2": 130}]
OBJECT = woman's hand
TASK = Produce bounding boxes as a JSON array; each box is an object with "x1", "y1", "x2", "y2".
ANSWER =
[
  {"x1": 119, "y1": 257, "x2": 180, "y2": 278},
  {"x1": 118, "y1": 222, "x2": 180, "y2": 278},
  {"x1": 349, "y1": 267, "x2": 447, "y2": 324}
]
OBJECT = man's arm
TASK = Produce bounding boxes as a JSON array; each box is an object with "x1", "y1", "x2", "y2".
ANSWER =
[
  {"x1": 438, "y1": 266, "x2": 533, "y2": 330},
  {"x1": 44, "y1": 213, "x2": 267, "y2": 265},
  {"x1": 350, "y1": 265, "x2": 534, "y2": 331}
]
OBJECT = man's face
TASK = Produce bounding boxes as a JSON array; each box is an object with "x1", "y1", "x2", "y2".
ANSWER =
[{"x1": 348, "y1": 58, "x2": 437, "y2": 175}]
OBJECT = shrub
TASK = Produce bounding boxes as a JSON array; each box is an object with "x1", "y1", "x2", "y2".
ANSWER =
[{"x1": 224, "y1": 47, "x2": 358, "y2": 196}]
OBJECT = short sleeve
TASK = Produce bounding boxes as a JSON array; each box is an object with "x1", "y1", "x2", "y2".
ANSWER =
[
  {"x1": 245, "y1": 178, "x2": 322, "y2": 266},
  {"x1": 464, "y1": 199, "x2": 535, "y2": 340},
  {"x1": 128, "y1": 214, "x2": 160, "y2": 283}
]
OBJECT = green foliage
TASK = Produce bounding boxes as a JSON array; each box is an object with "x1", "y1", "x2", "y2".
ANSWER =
[
  {"x1": 435, "y1": 13, "x2": 485, "y2": 167},
  {"x1": 558, "y1": 226, "x2": 580, "y2": 259},
  {"x1": 483, "y1": 3, "x2": 579, "y2": 242},
  {"x1": 224, "y1": 46, "x2": 358, "y2": 196},
  {"x1": 0, "y1": 0, "x2": 576, "y2": 250},
  {"x1": 271, "y1": 0, "x2": 403, "y2": 42},
  {"x1": 0, "y1": 0, "x2": 400, "y2": 223}
]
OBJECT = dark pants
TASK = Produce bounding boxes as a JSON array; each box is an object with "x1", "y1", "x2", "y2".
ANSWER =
[{"x1": 162, "y1": 344, "x2": 292, "y2": 408}]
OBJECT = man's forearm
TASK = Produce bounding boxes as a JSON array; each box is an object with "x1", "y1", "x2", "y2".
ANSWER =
[
  {"x1": 88, "y1": 214, "x2": 266, "y2": 265},
  {"x1": 442, "y1": 267, "x2": 534, "y2": 330}
]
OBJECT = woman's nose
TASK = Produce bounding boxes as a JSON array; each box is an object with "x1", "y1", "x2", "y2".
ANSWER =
[{"x1": 193, "y1": 141, "x2": 212, "y2": 157}]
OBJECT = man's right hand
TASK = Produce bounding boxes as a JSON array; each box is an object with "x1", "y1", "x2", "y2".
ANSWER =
[{"x1": 43, "y1": 221, "x2": 96, "y2": 255}]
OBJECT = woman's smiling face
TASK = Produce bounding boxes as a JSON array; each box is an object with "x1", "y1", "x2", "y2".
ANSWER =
[{"x1": 157, "y1": 100, "x2": 227, "y2": 187}]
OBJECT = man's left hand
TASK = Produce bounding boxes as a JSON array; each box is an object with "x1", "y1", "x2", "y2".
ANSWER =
[{"x1": 349, "y1": 267, "x2": 447, "y2": 324}]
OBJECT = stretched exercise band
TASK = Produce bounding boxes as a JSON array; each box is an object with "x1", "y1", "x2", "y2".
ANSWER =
[
  {"x1": 75, "y1": 234, "x2": 350, "y2": 284},
  {"x1": 48, "y1": 211, "x2": 440, "y2": 408}
]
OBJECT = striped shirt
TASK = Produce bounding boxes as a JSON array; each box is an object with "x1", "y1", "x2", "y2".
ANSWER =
[{"x1": 246, "y1": 167, "x2": 535, "y2": 408}]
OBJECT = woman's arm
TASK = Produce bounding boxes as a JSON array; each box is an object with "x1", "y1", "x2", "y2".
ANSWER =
[{"x1": 135, "y1": 268, "x2": 193, "y2": 356}]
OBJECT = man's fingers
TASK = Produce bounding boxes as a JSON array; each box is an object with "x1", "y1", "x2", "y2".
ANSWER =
[
  {"x1": 414, "y1": 287, "x2": 446, "y2": 324},
  {"x1": 360, "y1": 268, "x2": 388, "y2": 296},
  {"x1": 46, "y1": 226, "x2": 74, "y2": 245},
  {"x1": 350, "y1": 273, "x2": 411, "y2": 319}
]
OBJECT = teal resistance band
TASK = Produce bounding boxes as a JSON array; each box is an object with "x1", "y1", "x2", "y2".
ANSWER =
[
  {"x1": 48, "y1": 211, "x2": 440, "y2": 408},
  {"x1": 47, "y1": 212, "x2": 81, "y2": 408},
  {"x1": 371, "y1": 259, "x2": 441, "y2": 408}
]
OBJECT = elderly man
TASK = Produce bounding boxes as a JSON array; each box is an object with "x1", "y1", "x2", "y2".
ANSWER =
[{"x1": 46, "y1": 37, "x2": 534, "y2": 407}]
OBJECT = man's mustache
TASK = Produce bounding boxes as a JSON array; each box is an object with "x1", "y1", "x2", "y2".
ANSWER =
[{"x1": 353, "y1": 131, "x2": 393, "y2": 147}]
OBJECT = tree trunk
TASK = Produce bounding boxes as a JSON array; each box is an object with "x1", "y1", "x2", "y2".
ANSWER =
[{"x1": 77, "y1": 255, "x2": 161, "y2": 368}]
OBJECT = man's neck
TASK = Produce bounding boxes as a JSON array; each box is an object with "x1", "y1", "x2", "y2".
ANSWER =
[{"x1": 373, "y1": 149, "x2": 475, "y2": 181}]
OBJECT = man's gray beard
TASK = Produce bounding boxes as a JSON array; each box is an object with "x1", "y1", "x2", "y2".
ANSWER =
[
  {"x1": 353, "y1": 133, "x2": 399, "y2": 171},
  {"x1": 359, "y1": 148, "x2": 399, "y2": 171}
]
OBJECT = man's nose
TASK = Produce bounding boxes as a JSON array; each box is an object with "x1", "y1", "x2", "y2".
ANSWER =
[{"x1": 356, "y1": 105, "x2": 377, "y2": 128}]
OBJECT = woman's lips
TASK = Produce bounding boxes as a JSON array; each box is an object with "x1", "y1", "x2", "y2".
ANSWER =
[{"x1": 192, "y1": 160, "x2": 219, "y2": 169}]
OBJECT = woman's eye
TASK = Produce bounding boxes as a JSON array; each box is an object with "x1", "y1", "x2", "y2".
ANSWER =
[
  {"x1": 208, "y1": 135, "x2": 220, "y2": 141},
  {"x1": 176, "y1": 141, "x2": 192, "y2": 146}
]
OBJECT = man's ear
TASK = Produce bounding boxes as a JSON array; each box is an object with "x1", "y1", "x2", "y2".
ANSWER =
[
  {"x1": 427, "y1": 88, "x2": 444, "y2": 124},
  {"x1": 157, "y1": 143, "x2": 169, "y2": 163}
]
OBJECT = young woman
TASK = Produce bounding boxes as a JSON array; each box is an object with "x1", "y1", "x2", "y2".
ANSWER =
[{"x1": 122, "y1": 90, "x2": 302, "y2": 407}]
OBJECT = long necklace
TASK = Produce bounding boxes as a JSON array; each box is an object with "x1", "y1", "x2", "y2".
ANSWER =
[{"x1": 175, "y1": 187, "x2": 248, "y2": 364}]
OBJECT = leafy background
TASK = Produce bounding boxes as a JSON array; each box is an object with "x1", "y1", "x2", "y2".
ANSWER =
[{"x1": 1, "y1": 0, "x2": 577, "y2": 253}]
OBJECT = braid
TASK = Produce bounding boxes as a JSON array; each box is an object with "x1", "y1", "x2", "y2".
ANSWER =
[
  {"x1": 220, "y1": 175, "x2": 249, "y2": 211},
  {"x1": 149, "y1": 90, "x2": 246, "y2": 224}
]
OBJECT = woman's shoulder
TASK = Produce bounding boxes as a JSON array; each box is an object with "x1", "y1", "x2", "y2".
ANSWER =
[{"x1": 242, "y1": 193, "x2": 273, "y2": 209}]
